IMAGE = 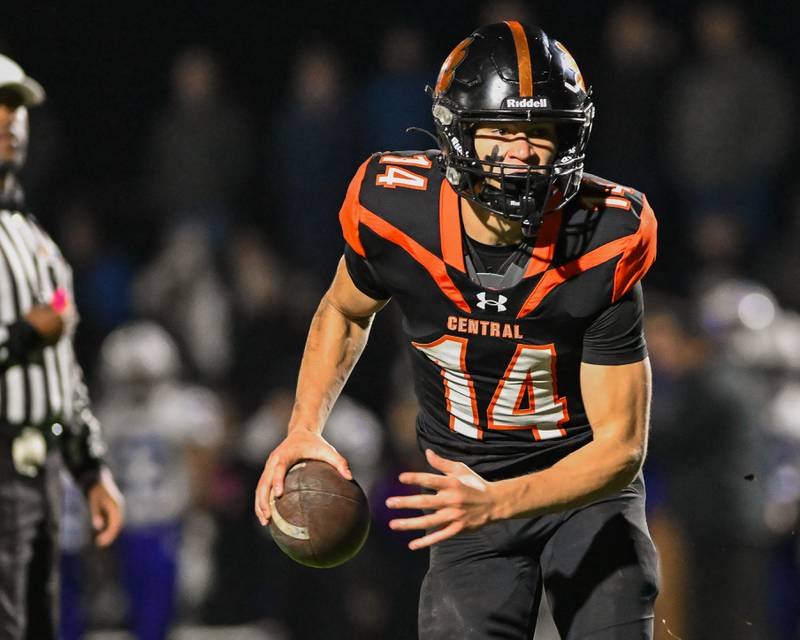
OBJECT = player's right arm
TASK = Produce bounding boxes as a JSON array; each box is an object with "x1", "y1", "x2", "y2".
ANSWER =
[{"x1": 254, "y1": 257, "x2": 388, "y2": 526}]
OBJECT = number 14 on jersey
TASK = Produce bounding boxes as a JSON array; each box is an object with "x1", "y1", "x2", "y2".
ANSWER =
[{"x1": 413, "y1": 335, "x2": 569, "y2": 441}]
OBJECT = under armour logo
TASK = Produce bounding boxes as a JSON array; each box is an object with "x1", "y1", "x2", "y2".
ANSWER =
[{"x1": 476, "y1": 292, "x2": 508, "y2": 312}]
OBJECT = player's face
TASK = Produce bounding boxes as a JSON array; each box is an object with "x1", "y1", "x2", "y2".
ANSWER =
[
  {"x1": 473, "y1": 121, "x2": 557, "y2": 186},
  {"x1": 0, "y1": 88, "x2": 29, "y2": 174}
]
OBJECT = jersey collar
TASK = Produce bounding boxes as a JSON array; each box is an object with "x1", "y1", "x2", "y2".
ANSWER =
[{"x1": 438, "y1": 180, "x2": 561, "y2": 278}]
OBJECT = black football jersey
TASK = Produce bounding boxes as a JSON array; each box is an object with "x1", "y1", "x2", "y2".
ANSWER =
[{"x1": 339, "y1": 151, "x2": 657, "y2": 480}]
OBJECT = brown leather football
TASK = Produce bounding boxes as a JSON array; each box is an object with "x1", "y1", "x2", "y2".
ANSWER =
[{"x1": 269, "y1": 460, "x2": 370, "y2": 568}]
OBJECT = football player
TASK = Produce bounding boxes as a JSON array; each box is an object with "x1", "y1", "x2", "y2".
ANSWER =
[{"x1": 256, "y1": 22, "x2": 658, "y2": 639}]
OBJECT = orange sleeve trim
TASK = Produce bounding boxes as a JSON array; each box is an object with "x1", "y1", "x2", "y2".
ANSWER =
[
  {"x1": 517, "y1": 235, "x2": 631, "y2": 319},
  {"x1": 613, "y1": 195, "x2": 658, "y2": 302},
  {"x1": 338, "y1": 158, "x2": 371, "y2": 257},
  {"x1": 505, "y1": 21, "x2": 533, "y2": 97},
  {"x1": 358, "y1": 205, "x2": 471, "y2": 313},
  {"x1": 439, "y1": 181, "x2": 465, "y2": 272},
  {"x1": 525, "y1": 210, "x2": 562, "y2": 277}
]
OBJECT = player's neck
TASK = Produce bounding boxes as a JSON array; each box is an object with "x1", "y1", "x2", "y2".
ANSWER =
[{"x1": 460, "y1": 197, "x2": 523, "y2": 246}]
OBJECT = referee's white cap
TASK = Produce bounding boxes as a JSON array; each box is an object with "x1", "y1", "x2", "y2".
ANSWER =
[{"x1": 0, "y1": 53, "x2": 45, "y2": 106}]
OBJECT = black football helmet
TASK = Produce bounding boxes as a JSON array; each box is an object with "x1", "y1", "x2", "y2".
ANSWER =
[{"x1": 432, "y1": 22, "x2": 594, "y2": 235}]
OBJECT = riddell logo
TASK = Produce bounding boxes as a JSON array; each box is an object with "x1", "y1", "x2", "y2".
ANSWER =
[{"x1": 502, "y1": 97, "x2": 549, "y2": 109}]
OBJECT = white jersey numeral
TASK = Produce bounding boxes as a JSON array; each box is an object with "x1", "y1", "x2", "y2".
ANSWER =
[
  {"x1": 379, "y1": 154, "x2": 433, "y2": 167},
  {"x1": 487, "y1": 344, "x2": 568, "y2": 440},
  {"x1": 412, "y1": 336, "x2": 481, "y2": 439},
  {"x1": 375, "y1": 166, "x2": 428, "y2": 190},
  {"x1": 413, "y1": 336, "x2": 568, "y2": 441}
]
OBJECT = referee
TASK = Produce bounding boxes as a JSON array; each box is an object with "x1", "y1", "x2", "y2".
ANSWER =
[{"x1": 0, "y1": 54, "x2": 123, "y2": 639}]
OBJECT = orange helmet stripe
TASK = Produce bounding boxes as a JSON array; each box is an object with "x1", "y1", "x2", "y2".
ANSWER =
[
  {"x1": 504, "y1": 21, "x2": 533, "y2": 97},
  {"x1": 435, "y1": 37, "x2": 473, "y2": 96}
]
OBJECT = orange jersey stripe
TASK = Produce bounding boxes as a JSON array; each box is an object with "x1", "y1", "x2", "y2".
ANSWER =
[
  {"x1": 338, "y1": 158, "x2": 372, "y2": 257},
  {"x1": 358, "y1": 205, "x2": 472, "y2": 313},
  {"x1": 517, "y1": 235, "x2": 631, "y2": 318},
  {"x1": 439, "y1": 181, "x2": 465, "y2": 272},
  {"x1": 505, "y1": 21, "x2": 533, "y2": 97},
  {"x1": 613, "y1": 196, "x2": 657, "y2": 301},
  {"x1": 525, "y1": 210, "x2": 562, "y2": 277}
]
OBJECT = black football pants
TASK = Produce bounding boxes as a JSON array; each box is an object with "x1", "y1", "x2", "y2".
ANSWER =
[
  {"x1": 418, "y1": 475, "x2": 659, "y2": 639},
  {"x1": 0, "y1": 438, "x2": 61, "y2": 640}
]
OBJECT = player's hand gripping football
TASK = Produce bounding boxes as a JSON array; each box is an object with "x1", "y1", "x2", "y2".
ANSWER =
[
  {"x1": 255, "y1": 429, "x2": 352, "y2": 526},
  {"x1": 386, "y1": 449, "x2": 499, "y2": 550}
]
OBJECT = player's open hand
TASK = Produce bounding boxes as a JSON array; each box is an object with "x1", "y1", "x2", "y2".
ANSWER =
[
  {"x1": 255, "y1": 429, "x2": 352, "y2": 527},
  {"x1": 386, "y1": 449, "x2": 499, "y2": 550}
]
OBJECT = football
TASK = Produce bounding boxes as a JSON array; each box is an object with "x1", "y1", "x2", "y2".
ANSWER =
[{"x1": 269, "y1": 460, "x2": 370, "y2": 568}]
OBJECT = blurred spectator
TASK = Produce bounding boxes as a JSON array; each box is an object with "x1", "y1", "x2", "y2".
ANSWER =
[
  {"x1": 360, "y1": 26, "x2": 433, "y2": 155},
  {"x1": 77, "y1": 322, "x2": 224, "y2": 640},
  {"x1": 478, "y1": 0, "x2": 537, "y2": 25},
  {"x1": 755, "y1": 190, "x2": 800, "y2": 312},
  {"x1": 765, "y1": 377, "x2": 800, "y2": 639},
  {"x1": 698, "y1": 279, "x2": 800, "y2": 639},
  {"x1": 57, "y1": 200, "x2": 134, "y2": 369},
  {"x1": 588, "y1": 5, "x2": 684, "y2": 294},
  {"x1": 270, "y1": 45, "x2": 357, "y2": 282},
  {"x1": 591, "y1": 3, "x2": 677, "y2": 196},
  {"x1": 664, "y1": 3, "x2": 793, "y2": 245},
  {"x1": 133, "y1": 221, "x2": 233, "y2": 381},
  {"x1": 239, "y1": 388, "x2": 384, "y2": 499},
  {"x1": 59, "y1": 473, "x2": 92, "y2": 640},
  {"x1": 226, "y1": 225, "x2": 319, "y2": 413},
  {"x1": 685, "y1": 211, "x2": 749, "y2": 292},
  {"x1": 17, "y1": 100, "x2": 60, "y2": 213},
  {"x1": 147, "y1": 47, "x2": 254, "y2": 241},
  {"x1": 646, "y1": 291, "x2": 772, "y2": 639}
]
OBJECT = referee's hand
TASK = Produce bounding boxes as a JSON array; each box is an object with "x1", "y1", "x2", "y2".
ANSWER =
[
  {"x1": 25, "y1": 304, "x2": 64, "y2": 346},
  {"x1": 87, "y1": 467, "x2": 125, "y2": 547}
]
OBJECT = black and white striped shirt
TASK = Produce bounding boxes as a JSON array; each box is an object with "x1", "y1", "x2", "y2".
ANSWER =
[{"x1": 0, "y1": 182, "x2": 105, "y2": 483}]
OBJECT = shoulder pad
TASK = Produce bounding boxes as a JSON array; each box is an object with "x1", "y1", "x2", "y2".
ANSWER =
[
  {"x1": 612, "y1": 191, "x2": 656, "y2": 301},
  {"x1": 570, "y1": 174, "x2": 657, "y2": 301},
  {"x1": 579, "y1": 173, "x2": 644, "y2": 213},
  {"x1": 338, "y1": 151, "x2": 445, "y2": 258},
  {"x1": 339, "y1": 157, "x2": 372, "y2": 257}
]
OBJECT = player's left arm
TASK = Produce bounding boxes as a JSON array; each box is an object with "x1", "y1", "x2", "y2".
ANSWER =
[
  {"x1": 387, "y1": 361, "x2": 650, "y2": 549},
  {"x1": 494, "y1": 358, "x2": 650, "y2": 517}
]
